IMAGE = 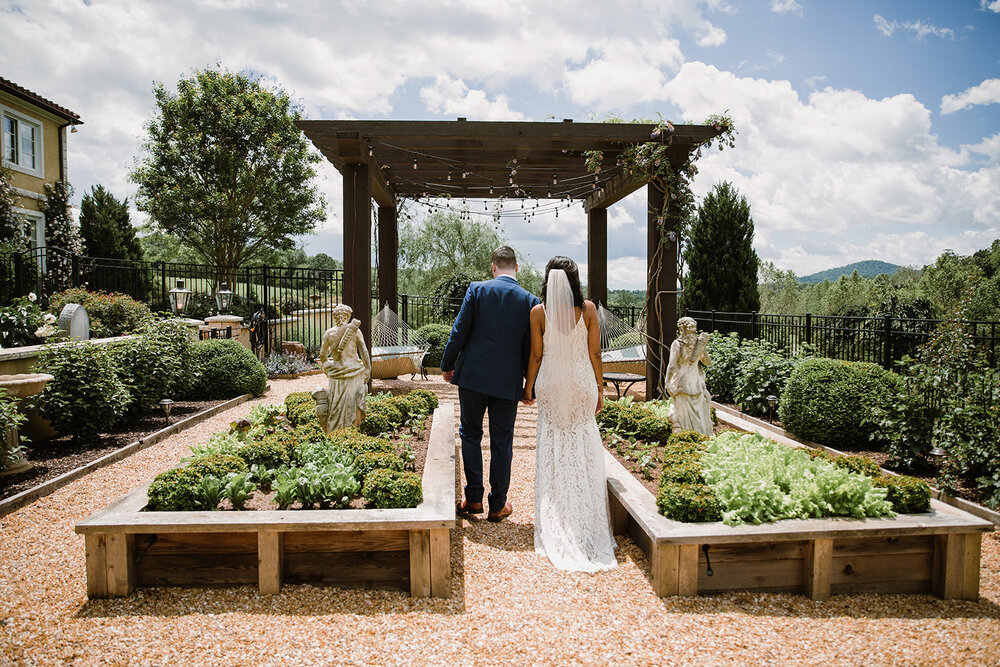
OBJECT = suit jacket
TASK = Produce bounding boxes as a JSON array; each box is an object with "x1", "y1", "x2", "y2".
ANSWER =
[{"x1": 440, "y1": 275, "x2": 540, "y2": 401}]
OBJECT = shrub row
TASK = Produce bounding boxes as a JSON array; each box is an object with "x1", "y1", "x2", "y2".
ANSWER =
[
  {"x1": 704, "y1": 333, "x2": 801, "y2": 418},
  {"x1": 597, "y1": 397, "x2": 674, "y2": 443}
]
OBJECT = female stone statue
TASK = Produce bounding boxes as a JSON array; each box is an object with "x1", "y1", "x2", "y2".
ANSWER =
[
  {"x1": 664, "y1": 317, "x2": 713, "y2": 436},
  {"x1": 313, "y1": 304, "x2": 371, "y2": 432}
]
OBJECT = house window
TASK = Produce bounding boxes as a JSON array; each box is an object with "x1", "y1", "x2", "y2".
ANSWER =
[{"x1": 1, "y1": 107, "x2": 43, "y2": 177}]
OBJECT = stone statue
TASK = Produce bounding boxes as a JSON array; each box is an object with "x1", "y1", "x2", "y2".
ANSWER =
[
  {"x1": 664, "y1": 317, "x2": 713, "y2": 436},
  {"x1": 313, "y1": 304, "x2": 371, "y2": 433}
]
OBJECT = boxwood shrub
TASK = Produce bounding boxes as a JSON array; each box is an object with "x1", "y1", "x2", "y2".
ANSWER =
[
  {"x1": 146, "y1": 467, "x2": 205, "y2": 511},
  {"x1": 656, "y1": 482, "x2": 723, "y2": 522},
  {"x1": 353, "y1": 451, "x2": 405, "y2": 484},
  {"x1": 363, "y1": 469, "x2": 423, "y2": 508},
  {"x1": 873, "y1": 474, "x2": 932, "y2": 514},
  {"x1": 415, "y1": 323, "x2": 452, "y2": 368},
  {"x1": 188, "y1": 339, "x2": 267, "y2": 399},
  {"x1": 779, "y1": 358, "x2": 902, "y2": 449},
  {"x1": 285, "y1": 392, "x2": 319, "y2": 426}
]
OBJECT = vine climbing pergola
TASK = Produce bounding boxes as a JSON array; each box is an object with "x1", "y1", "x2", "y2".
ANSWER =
[{"x1": 297, "y1": 118, "x2": 724, "y2": 397}]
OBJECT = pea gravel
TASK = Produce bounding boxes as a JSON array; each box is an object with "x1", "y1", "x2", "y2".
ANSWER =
[{"x1": 1, "y1": 376, "x2": 998, "y2": 665}]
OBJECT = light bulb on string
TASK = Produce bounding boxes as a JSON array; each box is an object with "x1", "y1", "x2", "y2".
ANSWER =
[
  {"x1": 489, "y1": 184, "x2": 494, "y2": 195},
  {"x1": 368, "y1": 144, "x2": 373, "y2": 157},
  {"x1": 462, "y1": 170, "x2": 468, "y2": 179},
  {"x1": 447, "y1": 171, "x2": 452, "y2": 181},
  {"x1": 552, "y1": 174, "x2": 557, "y2": 185},
  {"x1": 413, "y1": 159, "x2": 418, "y2": 170}
]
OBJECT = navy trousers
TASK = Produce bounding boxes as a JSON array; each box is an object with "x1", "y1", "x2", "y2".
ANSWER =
[{"x1": 458, "y1": 386, "x2": 518, "y2": 514}]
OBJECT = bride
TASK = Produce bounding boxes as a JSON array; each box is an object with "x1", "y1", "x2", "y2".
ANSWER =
[{"x1": 522, "y1": 256, "x2": 617, "y2": 572}]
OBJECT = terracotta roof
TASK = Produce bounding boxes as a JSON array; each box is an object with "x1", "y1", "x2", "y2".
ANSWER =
[{"x1": 0, "y1": 77, "x2": 82, "y2": 124}]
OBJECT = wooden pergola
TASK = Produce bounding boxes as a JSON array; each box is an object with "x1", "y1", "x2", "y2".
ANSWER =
[{"x1": 296, "y1": 119, "x2": 720, "y2": 396}]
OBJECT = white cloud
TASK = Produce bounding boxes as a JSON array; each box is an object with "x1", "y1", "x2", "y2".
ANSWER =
[
  {"x1": 770, "y1": 0, "x2": 803, "y2": 16},
  {"x1": 419, "y1": 76, "x2": 523, "y2": 120},
  {"x1": 941, "y1": 78, "x2": 1000, "y2": 114},
  {"x1": 565, "y1": 38, "x2": 683, "y2": 109},
  {"x1": 964, "y1": 132, "x2": 1000, "y2": 161},
  {"x1": 607, "y1": 256, "x2": 650, "y2": 290},
  {"x1": 874, "y1": 14, "x2": 955, "y2": 40},
  {"x1": 804, "y1": 74, "x2": 827, "y2": 88},
  {"x1": 982, "y1": 1, "x2": 1000, "y2": 13},
  {"x1": 660, "y1": 62, "x2": 1000, "y2": 275}
]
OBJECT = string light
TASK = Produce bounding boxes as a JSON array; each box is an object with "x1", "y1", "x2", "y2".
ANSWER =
[
  {"x1": 447, "y1": 171, "x2": 452, "y2": 181},
  {"x1": 413, "y1": 159, "x2": 417, "y2": 170},
  {"x1": 552, "y1": 174, "x2": 558, "y2": 185},
  {"x1": 368, "y1": 144, "x2": 374, "y2": 156}
]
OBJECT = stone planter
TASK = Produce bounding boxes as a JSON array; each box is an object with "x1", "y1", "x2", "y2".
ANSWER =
[{"x1": 0, "y1": 372, "x2": 54, "y2": 475}]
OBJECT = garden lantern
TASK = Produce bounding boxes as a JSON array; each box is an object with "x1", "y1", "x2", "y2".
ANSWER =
[
  {"x1": 168, "y1": 280, "x2": 191, "y2": 315},
  {"x1": 930, "y1": 443, "x2": 948, "y2": 459},
  {"x1": 159, "y1": 398, "x2": 174, "y2": 425},
  {"x1": 767, "y1": 395, "x2": 778, "y2": 422},
  {"x1": 215, "y1": 282, "x2": 234, "y2": 314}
]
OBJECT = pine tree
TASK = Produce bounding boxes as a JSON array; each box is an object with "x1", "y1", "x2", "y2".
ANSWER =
[
  {"x1": 682, "y1": 181, "x2": 760, "y2": 313},
  {"x1": 79, "y1": 185, "x2": 143, "y2": 260}
]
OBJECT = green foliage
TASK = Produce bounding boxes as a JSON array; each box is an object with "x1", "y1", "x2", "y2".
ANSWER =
[
  {"x1": 295, "y1": 439, "x2": 353, "y2": 468},
  {"x1": 683, "y1": 181, "x2": 760, "y2": 313},
  {"x1": 833, "y1": 454, "x2": 883, "y2": 478},
  {"x1": 0, "y1": 387, "x2": 27, "y2": 468},
  {"x1": 407, "y1": 388, "x2": 439, "y2": 412},
  {"x1": 263, "y1": 351, "x2": 313, "y2": 377},
  {"x1": 47, "y1": 288, "x2": 153, "y2": 338},
  {"x1": 35, "y1": 341, "x2": 130, "y2": 443},
  {"x1": 198, "y1": 475, "x2": 225, "y2": 510},
  {"x1": 284, "y1": 392, "x2": 319, "y2": 426},
  {"x1": 701, "y1": 432, "x2": 893, "y2": 525},
  {"x1": 779, "y1": 358, "x2": 901, "y2": 449},
  {"x1": 41, "y1": 180, "x2": 82, "y2": 292},
  {"x1": 189, "y1": 454, "x2": 248, "y2": 478},
  {"x1": 758, "y1": 260, "x2": 804, "y2": 315},
  {"x1": 398, "y1": 212, "x2": 496, "y2": 295},
  {"x1": 0, "y1": 294, "x2": 57, "y2": 347},
  {"x1": 112, "y1": 318, "x2": 195, "y2": 422},
  {"x1": 273, "y1": 462, "x2": 360, "y2": 509},
  {"x1": 359, "y1": 391, "x2": 432, "y2": 436},
  {"x1": 703, "y1": 332, "x2": 742, "y2": 403},
  {"x1": 363, "y1": 469, "x2": 423, "y2": 509},
  {"x1": 188, "y1": 339, "x2": 267, "y2": 399},
  {"x1": 352, "y1": 451, "x2": 405, "y2": 484},
  {"x1": 221, "y1": 472, "x2": 257, "y2": 510},
  {"x1": 236, "y1": 438, "x2": 292, "y2": 470},
  {"x1": 657, "y1": 482, "x2": 723, "y2": 522},
  {"x1": 328, "y1": 428, "x2": 397, "y2": 459},
  {"x1": 358, "y1": 409, "x2": 393, "y2": 436},
  {"x1": 0, "y1": 167, "x2": 28, "y2": 251},
  {"x1": 79, "y1": 185, "x2": 144, "y2": 262},
  {"x1": 732, "y1": 338, "x2": 799, "y2": 418},
  {"x1": 872, "y1": 475, "x2": 931, "y2": 514},
  {"x1": 636, "y1": 414, "x2": 673, "y2": 444},
  {"x1": 146, "y1": 467, "x2": 205, "y2": 511},
  {"x1": 131, "y1": 67, "x2": 325, "y2": 271},
  {"x1": 415, "y1": 324, "x2": 452, "y2": 367}
]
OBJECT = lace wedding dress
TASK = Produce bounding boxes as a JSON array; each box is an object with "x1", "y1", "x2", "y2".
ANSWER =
[{"x1": 533, "y1": 272, "x2": 617, "y2": 573}]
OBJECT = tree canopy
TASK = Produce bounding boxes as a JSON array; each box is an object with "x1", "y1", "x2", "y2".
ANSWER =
[
  {"x1": 79, "y1": 185, "x2": 143, "y2": 261},
  {"x1": 682, "y1": 181, "x2": 760, "y2": 313},
  {"x1": 131, "y1": 68, "x2": 325, "y2": 278}
]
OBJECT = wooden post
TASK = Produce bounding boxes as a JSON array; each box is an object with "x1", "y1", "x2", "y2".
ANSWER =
[
  {"x1": 804, "y1": 538, "x2": 832, "y2": 601},
  {"x1": 646, "y1": 183, "x2": 675, "y2": 398},
  {"x1": 429, "y1": 528, "x2": 450, "y2": 597},
  {"x1": 105, "y1": 532, "x2": 135, "y2": 597},
  {"x1": 652, "y1": 542, "x2": 680, "y2": 596},
  {"x1": 378, "y1": 203, "x2": 398, "y2": 315},
  {"x1": 344, "y1": 163, "x2": 372, "y2": 351},
  {"x1": 963, "y1": 533, "x2": 982, "y2": 601},
  {"x1": 409, "y1": 529, "x2": 432, "y2": 597},
  {"x1": 587, "y1": 207, "x2": 608, "y2": 307},
  {"x1": 677, "y1": 544, "x2": 699, "y2": 596},
  {"x1": 933, "y1": 533, "x2": 965, "y2": 599},
  {"x1": 258, "y1": 531, "x2": 283, "y2": 595},
  {"x1": 85, "y1": 533, "x2": 109, "y2": 598}
]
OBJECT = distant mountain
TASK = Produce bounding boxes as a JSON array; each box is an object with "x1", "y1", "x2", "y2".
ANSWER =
[{"x1": 799, "y1": 260, "x2": 902, "y2": 284}]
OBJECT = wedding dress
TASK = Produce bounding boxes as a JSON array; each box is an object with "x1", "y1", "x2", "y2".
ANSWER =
[{"x1": 534, "y1": 270, "x2": 617, "y2": 572}]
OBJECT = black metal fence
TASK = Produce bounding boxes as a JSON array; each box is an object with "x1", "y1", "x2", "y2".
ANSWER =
[
  {"x1": 607, "y1": 304, "x2": 643, "y2": 328},
  {"x1": 688, "y1": 309, "x2": 999, "y2": 368},
  {"x1": 399, "y1": 293, "x2": 465, "y2": 330}
]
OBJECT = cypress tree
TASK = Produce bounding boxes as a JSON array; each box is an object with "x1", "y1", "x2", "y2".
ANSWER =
[
  {"x1": 682, "y1": 181, "x2": 760, "y2": 313},
  {"x1": 79, "y1": 185, "x2": 143, "y2": 260}
]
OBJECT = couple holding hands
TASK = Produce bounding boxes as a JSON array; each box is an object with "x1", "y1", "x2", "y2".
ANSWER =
[{"x1": 440, "y1": 246, "x2": 617, "y2": 573}]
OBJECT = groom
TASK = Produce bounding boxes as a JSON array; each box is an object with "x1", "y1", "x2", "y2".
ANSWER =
[{"x1": 441, "y1": 246, "x2": 540, "y2": 522}]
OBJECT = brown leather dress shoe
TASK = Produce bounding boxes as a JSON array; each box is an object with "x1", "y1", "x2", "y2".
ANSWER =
[
  {"x1": 487, "y1": 502, "x2": 513, "y2": 523},
  {"x1": 457, "y1": 499, "x2": 484, "y2": 514}
]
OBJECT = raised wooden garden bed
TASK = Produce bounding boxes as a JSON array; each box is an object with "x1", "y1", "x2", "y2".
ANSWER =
[
  {"x1": 75, "y1": 402, "x2": 456, "y2": 599},
  {"x1": 605, "y1": 449, "x2": 992, "y2": 601}
]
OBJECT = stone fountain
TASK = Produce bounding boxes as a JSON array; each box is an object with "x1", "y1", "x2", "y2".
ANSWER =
[{"x1": 0, "y1": 373, "x2": 54, "y2": 476}]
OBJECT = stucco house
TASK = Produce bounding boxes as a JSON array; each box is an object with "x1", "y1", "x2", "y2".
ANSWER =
[{"x1": 1, "y1": 77, "x2": 83, "y2": 249}]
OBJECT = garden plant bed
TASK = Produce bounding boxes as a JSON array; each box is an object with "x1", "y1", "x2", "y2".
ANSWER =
[
  {"x1": 605, "y1": 445, "x2": 993, "y2": 601},
  {"x1": 0, "y1": 398, "x2": 237, "y2": 513},
  {"x1": 74, "y1": 401, "x2": 456, "y2": 598}
]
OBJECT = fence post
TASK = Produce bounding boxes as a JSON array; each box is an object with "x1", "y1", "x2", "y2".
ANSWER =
[
  {"x1": 262, "y1": 266, "x2": 270, "y2": 354},
  {"x1": 752, "y1": 311, "x2": 759, "y2": 339},
  {"x1": 401, "y1": 294, "x2": 409, "y2": 327},
  {"x1": 160, "y1": 262, "x2": 167, "y2": 311},
  {"x1": 13, "y1": 252, "x2": 23, "y2": 297},
  {"x1": 805, "y1": 312, "x2": 812, "y2": 346},
  {"x1": 882, "y1": 315, "x2": 892, "y2": 369},
  {"x1": 711, "y1": 310, "x2": 716, "y2": 333}
]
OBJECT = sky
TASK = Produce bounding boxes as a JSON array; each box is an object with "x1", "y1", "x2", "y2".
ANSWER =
[{"x1": 3, "y1": 0, "x2": 999, "y2": 289}]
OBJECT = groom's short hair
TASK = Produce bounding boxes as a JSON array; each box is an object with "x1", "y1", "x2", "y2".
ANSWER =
[{"x1": 492, "y1": 246, "x2": 517, "y2": 270}]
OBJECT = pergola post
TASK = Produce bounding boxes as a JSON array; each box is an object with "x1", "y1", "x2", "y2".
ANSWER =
[
  {"x1": 587, "y1": 207, "x2": 608, "y2": 307},
  {"x1": 378, "y1": 204, "x2": 398, "y2": 313},
  {"x1": 343, "y1": 163, "x2": 372, "y2": 352},
  {"x1": 646, "y1": 183, "x2": 678, "y2": 399}
]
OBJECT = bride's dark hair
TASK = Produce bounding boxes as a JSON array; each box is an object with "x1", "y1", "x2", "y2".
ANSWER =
[{"x1": 541, "y1": 256, "x2": 585, "y2": 308}]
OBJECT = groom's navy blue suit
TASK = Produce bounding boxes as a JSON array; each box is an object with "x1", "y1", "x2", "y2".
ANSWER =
[{"x1": 440, "y1": 274, "x2": 540, "y2": 514}]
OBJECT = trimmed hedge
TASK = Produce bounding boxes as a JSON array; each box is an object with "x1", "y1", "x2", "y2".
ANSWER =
[
  {"x1": 189, "y1": 339, "x2": 267, "y2": 399},
  {"x1": 779, "y1": 358, "x2": 902, "y2": 449},
  {"x1": 415, "y1": 323, "x2": 452, "y2": 368},
  {"x1": 363, "y1": 469, "x2": 423, "y2": 508},
  {"x1": 656, "y1": 482, "x2": 723, "y2": 522}
]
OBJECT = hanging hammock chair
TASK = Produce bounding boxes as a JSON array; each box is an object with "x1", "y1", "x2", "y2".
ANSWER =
[
  {"x1": 598, "y1": 304, "x2": 647, "y2": 375},
  {"x1": 370, "y1": 304, "x2": 431, "y2": 379}
]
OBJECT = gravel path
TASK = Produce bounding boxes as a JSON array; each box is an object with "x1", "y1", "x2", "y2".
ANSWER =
[{"x1": 1, "y1": 376, "x2": 998, "y2": 665}]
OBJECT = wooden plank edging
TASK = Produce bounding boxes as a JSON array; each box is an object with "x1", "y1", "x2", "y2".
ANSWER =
[{"x1": 1, "y1": 393, "x2": 254, "y2": 517}]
